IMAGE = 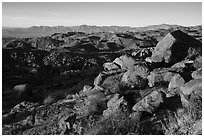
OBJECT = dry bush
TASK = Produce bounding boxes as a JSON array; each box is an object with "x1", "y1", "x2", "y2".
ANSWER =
[{"x1": 82, "y1": 112, "x2": 140, "y2": 135}]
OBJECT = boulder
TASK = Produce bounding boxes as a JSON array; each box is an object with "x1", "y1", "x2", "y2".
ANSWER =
[
  {"x1": 147, "y1": 68, "x2": 176, "y2": 87},
  {"x1": 103, "y1": 62, "x2": 119, "y2": 71},
  {"x1": 166, "y1": 74, "x2": 185, "y2": 97},
  {"x1": 103, "y1": 94, "x2": 128, "y2": 118},
  {"x1": 113, "y1": 55, "x2": 136, "y2": 70},
  {"x1": 101, "y1": 73, "x2": 124, "y2": 94},
  {"x1": 121, "y1": 65, "x2": 149, "y2": 89},
  {"x1": 121, "y1": 72, "x2": 148, "y2": 90},
  {"x1": 180, "y1": 79, "x2": 202, "y2": 96},
  {"x1": 151, "y1": 30, "x2": 201, "y2": 64},
  {"x1": 93, "y1": 69, "x2": 126, "y2": 88},
  {"x1": 132, "y1": 90, "x2": 164, "y2": 114},
  {"x1": 180, "y1": 79, "x2": 202, "y2": 108},
  {"x1": 191, "y1": 68, "x2": 202, "y2": 79}
]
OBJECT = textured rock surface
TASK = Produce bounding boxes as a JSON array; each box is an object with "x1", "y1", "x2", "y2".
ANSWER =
[
  {"x1": 103, "y1": 62, "x2": 120, "y2": 71},
  {"x1": 2, "y1": 26, "x2": 202, "y2": 135},
  {"x1": 151, "y1": 30, "x2": 201, "y2": 64},
  {"x1": 166, "y1": 74, "x2": 185, "y2": 97},
  {"x1": 113, "y1": 55, "x2": 136, "y2": 70},
  {"x1": 191, "y1": 68, "x2": 202, "y2": 79},
  {"x1": 120, "y1": 64, "x2": 149, "y2": 89},
  {"x1": 147, "y1": 68, "x2": 176, "y2": 87},
  {"x1": 180, "y1": 79, "x2": 202, "y2": 96},
  {"x1": 121, "y1": 70, "x2": 148, "y2": 89},
  {"x1": 132, "y1": 90, "x2": 164, "y2": 113}
]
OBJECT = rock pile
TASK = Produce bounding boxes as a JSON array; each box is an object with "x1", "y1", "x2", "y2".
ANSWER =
[{"x1": 2, "y1": 29, "x2": 202, "y2": 135}]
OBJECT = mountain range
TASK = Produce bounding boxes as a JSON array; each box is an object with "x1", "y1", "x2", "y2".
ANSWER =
[{"x1": 3, "y1": 24, "x2": 201, "y2": 38}]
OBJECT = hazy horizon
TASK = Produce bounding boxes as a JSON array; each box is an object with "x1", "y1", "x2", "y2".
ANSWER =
[
  {"x1": 2, "y1": 2, "x2": 202, "y2": 28},
  {"x1": 2, "y1": 23, "x2": 202, "y2": 29}
]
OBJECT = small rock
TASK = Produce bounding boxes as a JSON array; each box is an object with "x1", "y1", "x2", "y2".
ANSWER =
[
  {"x1": 167, "y1": 74, "x2": 185, "y2": 97},
  {"x1": 103, "y1": 62, "x2": 119, "y2": 71},
  {"x1": 93, "y1": 73, "x2": 104, "y2": 87},
  {"x1": 113, "y1": 55, "x2": 136, "y2": 70},
  {"x1": 145, "y1": 57, "x2": 152, "y2": 63}
]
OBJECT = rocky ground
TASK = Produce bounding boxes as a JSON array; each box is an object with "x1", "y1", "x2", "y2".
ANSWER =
[{"x1": 2, "y1": 25, "x2": 202, "y2": 135}]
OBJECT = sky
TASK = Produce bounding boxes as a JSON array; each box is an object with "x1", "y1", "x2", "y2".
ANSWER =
[{"x1": 2, "y1": 2, "x2": 202, "y2": 28}]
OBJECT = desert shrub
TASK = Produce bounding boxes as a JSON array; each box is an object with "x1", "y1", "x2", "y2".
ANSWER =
[
  {"x1": 83, "y1": 112, "x2": 140, "y2": 135},
  {"x1": 43, "y1": 95, "x2": 56, "y2": 104},
  {"x1": 161, "y1": 107, "x2": 202, "y2": 135}
]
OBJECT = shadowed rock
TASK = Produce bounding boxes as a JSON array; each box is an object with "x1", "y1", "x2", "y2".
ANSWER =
[{"x1": 151, "y1": 30, "x2": 201, "y2": 64}]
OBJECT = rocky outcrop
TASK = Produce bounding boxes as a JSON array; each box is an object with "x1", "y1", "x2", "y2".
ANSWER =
[
  {"x1": 151, "y1": 30, "x2": 201, "y2": 64},
  {"x1": 2, "y1": 27, "x2": 202, "y2": 135}
]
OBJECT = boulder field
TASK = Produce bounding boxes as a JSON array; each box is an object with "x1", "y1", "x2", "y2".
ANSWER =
[{"x1": 2, "y1": 29, "x2": 202, "y2": 135}]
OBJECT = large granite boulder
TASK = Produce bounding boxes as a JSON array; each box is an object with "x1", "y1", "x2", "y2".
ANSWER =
[{"x1": 151, "y1": 30, "x2": 201, "y2": 64}]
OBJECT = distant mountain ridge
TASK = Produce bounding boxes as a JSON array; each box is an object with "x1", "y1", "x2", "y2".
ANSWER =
[{"x1": 2, "y1": 24, "x2": 201, "y2": 38}]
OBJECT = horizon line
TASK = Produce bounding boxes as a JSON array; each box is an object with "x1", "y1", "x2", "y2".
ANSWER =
[{"x1": 2, "y1": 23, "x2": 202, "y2": 29}]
